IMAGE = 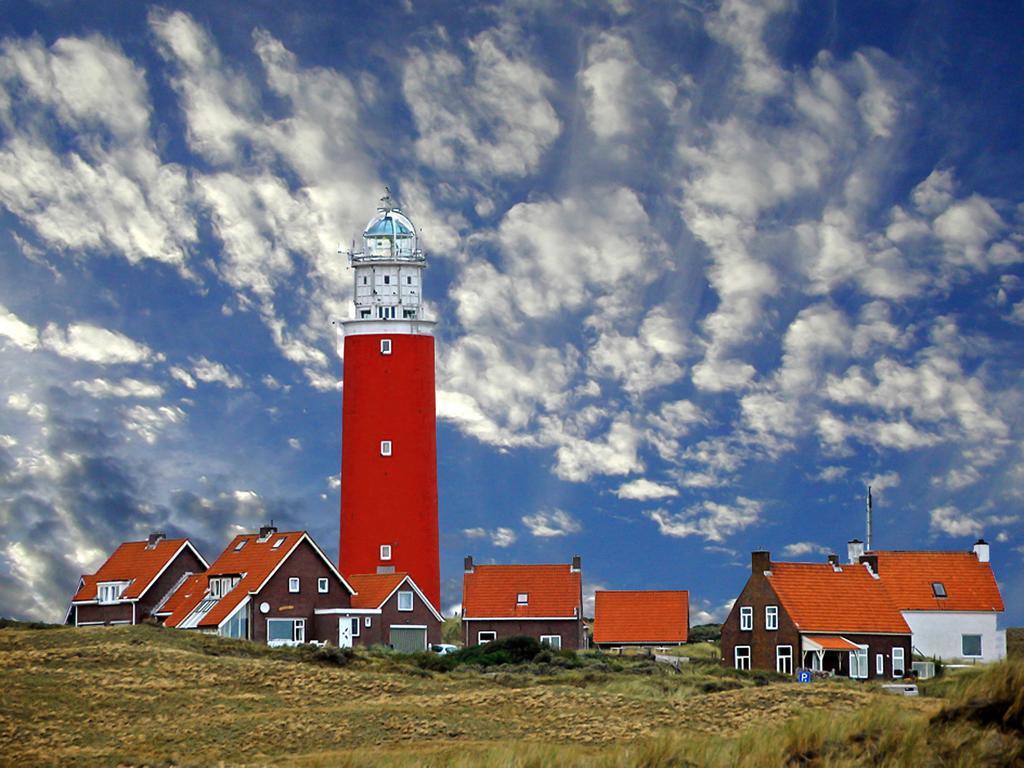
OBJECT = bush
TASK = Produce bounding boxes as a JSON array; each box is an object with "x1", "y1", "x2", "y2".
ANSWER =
[
  {"x1": 310, "y1": 645, "x2": 354, "y2": 667},
  {"x1": 689, "y1": 623, "x2": 722, "y2": 643}
]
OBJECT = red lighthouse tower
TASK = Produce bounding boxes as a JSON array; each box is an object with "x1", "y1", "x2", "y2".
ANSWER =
[{"x1": 339, "y1": 191, "x2": 440, "y2": 610}]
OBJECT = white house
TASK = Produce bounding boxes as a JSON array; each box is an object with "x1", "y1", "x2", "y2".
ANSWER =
[{"x1": 847, "y1": 539, "x2": 1006, "y2": 663}]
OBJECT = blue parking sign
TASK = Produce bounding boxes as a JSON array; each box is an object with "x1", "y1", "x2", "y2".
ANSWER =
[{"x1": 798, "y1": 670, "x2": 812, "y2": 683}]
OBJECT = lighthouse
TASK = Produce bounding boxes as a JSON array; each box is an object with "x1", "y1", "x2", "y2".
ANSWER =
[{"x1": 339, "y1": 191, "x2": 441, "y2": 610}]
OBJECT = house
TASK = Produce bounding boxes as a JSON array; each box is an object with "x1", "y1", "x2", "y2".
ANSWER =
[
  {"x1": 65, "y1": 533, "x2": 207, "y2": 627},
  {"x1": 317, "y1": 572, "x2": 442, "y2": 652},
  {"x1": 164, "y1": 525, "x2": 355, "y2": 645},
  {"x1": 461, "y1": 555, "x2": 585, "y2": 650},
  {"x1": 848, "y1": 538, "x2": 1007, "y2": 662},
  {"x1": 593, "y1": 590, "x2": 689, "y2": 649},
  {"x1": 721, "y1": 550, "x2": 912, "y2": 680}
]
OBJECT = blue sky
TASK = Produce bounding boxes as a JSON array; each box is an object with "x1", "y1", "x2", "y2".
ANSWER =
[{"x1": 0, "y1": 0, "x2": 1021, "y2": 627}]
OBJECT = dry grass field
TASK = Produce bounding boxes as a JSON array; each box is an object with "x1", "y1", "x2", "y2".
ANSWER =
[{"x1": 0, "y1": 623, "x2": 1020, "y2": 767}]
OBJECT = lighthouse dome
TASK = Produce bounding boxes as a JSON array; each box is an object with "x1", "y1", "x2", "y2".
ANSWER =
[{"x1": 362, "y1": 208, "x2": 419, "y2": 260}]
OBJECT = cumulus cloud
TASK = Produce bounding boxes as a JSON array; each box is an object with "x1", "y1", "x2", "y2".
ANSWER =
[
  {"x1": 190, "y1": 356, "x2": 243, "y2": 389},
  {"x1": 463, "y1": 526, "x2": 518, "y2": 548},
  {"x1": 646, "y1": 497, "x2": 763, "y2": 542},
  {"x1": 73, "y1": 378, "x2": 164, "y2": 399},
  {"x1": 616, "y1": 478, "x2": 680, "y2": 501},
  {"x1": 42, "y1": 323, "x2": 159, "y2": 365},
  {"x1": 521, "y1": 508, "x2": 582, "y2": 538},
  {"x1": 0, "y1": 304, "x2": 39, "y2": 350},
  {"x1": 782, "y1": 541, "x2": 831, "y2": 557},
  {"x1": 929, "y1": 506, "x2": 983, "y2": 538}
]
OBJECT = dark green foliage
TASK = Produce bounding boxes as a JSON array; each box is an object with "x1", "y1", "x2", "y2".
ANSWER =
[
  {"x1": 688, "y1": 623, "x2": 722, "y2": 643},
  {"x1": 0, "y1": 618, "x2": 60, "y2": 630},
  {"x1": 309, "y1": 644, "x2": 355, "y2": 667}
]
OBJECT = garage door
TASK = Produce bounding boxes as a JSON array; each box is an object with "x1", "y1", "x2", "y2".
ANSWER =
[{"x1": 390, "y1": 626, "x2": 427, "y2": 653}]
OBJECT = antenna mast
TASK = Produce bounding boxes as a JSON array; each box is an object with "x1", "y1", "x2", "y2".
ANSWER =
[{"x1": 866, "y1": 485, "x2": 873, "y2": 551}]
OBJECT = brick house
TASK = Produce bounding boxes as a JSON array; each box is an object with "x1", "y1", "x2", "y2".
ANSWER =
[
  {"x1": 593, "y1": 590, "x2": 689, "y2": 649},
  {"x1": 164, "y1": 525, "x2": 355, "y2": 645},
  {"x1": 461, "y1": 556, "x2": 585, "y2": 650},
  {"x1": 721, "y1": 550, "x2": 912, "y2": 680},
  {"x1": 65, "y1": 533, "x2": 207, "y2": 626},
  {"x1": 849, "y1": 539, "x2": 1007, "y2": 662},
  {"x1": 316, "y1": 572, "x2": 442, "y2": 652}
]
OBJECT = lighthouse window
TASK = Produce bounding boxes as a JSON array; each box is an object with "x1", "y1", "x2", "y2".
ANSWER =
[
  {"x1": 380, "y1": 440, "x2": 392, "y2": 456},
  {"x1": 380, "y1": 545, "x2": 392, "y2": 560},
  {"x1": 362, "y1": 276, "x2": 367, "y2": 285},
  {"x1": 407, "y1": 276, "x2": 412, "y2": 284},
  {"x1": 380, "y1": 339, "x2": 392, "y2": 355},
  {"x1": 384, "y1": 275, "x2": 390, "y2": 285}
]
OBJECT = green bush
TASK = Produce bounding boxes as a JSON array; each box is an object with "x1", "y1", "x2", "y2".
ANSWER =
[{"x1": 310, "y1": 645, "x2": 355, "y2": 666}]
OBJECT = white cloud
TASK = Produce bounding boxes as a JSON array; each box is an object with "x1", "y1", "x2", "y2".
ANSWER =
[
  {"x1": 782, "y1": 541, "x2": 830, "y2": 557},
  {"x1": 123, "y1": 404, "x2": 186, "y2": 444},
  {"x1": 287, "y1": 437, "x2": 301, "y2": 450},
  {"x1": 521, "y1": 508, "x2": 582, "y2": 538},
  {"x1": 646, "y1": 497, "x2": 763, "y2": 542},
  {"x1": 929, "y1": 506, "x2": 983, "y2": 538},
  {"x1": 818, "y1": 465, "x2": 847, "y2": 482},
  {"x1": 0, "y1": 304, "x2": 39, "y2": 350},
  {"x1": 616, "y1": 478, "x2": 679, "y2": 501},
  {"x1": 705, "y1": 0, "x2": 791, "y2": 97},
  {"x1": 463, "y1": 526, "x2": 518, "y2": 548},
  {"x1": 73, "y1": 378, "x2": 164, "y2": 399},
  {"x1": 190, "y1": 356, "x2": 242, "y2": 388},
  {"x1": 169, "y1": 366, "x2": 197, "y2": 389},
  {"x1": 42, "y1": 323, "x2": 158, "y2": 364},
  {"x1": 866, "y1": 471, "x2": 900, "y2": 493}
]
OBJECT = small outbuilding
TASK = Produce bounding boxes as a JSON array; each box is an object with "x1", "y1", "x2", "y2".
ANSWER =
[{"x1": 592, "y1": 590, "x2": 689, "y2": 650}]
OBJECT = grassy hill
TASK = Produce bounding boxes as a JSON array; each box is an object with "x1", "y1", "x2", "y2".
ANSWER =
[{"x1": 0, "y1": 623, "x2": 1021, "y2": 767}]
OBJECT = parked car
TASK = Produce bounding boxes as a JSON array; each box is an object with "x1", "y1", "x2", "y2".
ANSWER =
[{"x1": 431, "y1": 643, "x2": 458, "y2": 655}]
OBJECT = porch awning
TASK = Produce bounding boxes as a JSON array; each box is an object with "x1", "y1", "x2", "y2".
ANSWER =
[{"x1": 802, "y1": 635, "x2": 862, "y2": 653}]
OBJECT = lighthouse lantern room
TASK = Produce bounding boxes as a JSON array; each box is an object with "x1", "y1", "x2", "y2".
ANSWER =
[{"x1": 339, "y1": 190, "x2": 441, "y2": 611}]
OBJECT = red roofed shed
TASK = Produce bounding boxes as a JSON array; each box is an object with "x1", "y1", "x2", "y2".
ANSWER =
[{"x1": 593, "y1": 590, "x2": 689, "y2": 648}]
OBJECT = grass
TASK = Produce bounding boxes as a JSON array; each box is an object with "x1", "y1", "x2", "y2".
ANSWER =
[{"x1": 0, "y1": 622, "x2": 1020, "y2": 767}]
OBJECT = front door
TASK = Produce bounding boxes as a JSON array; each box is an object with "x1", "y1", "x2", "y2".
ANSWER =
[{"x1": 338, "y1": 617, "x2": 354, "y2": 648}]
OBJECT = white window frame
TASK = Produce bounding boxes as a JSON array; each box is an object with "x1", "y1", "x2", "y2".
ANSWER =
[
  {"x1": 739, "y1": 606, "x2": 753, "y2": 631},
  {"x1": 876, "y1": 653, "x2": 885, "y2": 676},
  {"x1": 765, "y1": 605, "x2": 778, "y2": 631},
  {"x1": 397, "y1": 590, "x2": 414, "y2": 612},
  {"x1": 776, "y1": 645, "x2": 793, "y2": 675},
  {"x1": 734, "y1": 645, "x2": 751, "y2": 670},
  {"x1": 380, "y1": 544, "x2": 392, "y2": 560},
  {"x1": 318, "y1": 577, "x2": 329, "y2": 594},
  {"x1": 478, "y1": 631, "x2": 497, "y2": 644},
  {"x1": 961, "y1": 634, "x2": 982, "y2": 658},
  {"x1": 350, "y1": 617, "x2": 361, "y2": 637},
  {"x1": 517, "y1": 592, "x2": 529, "y2": 605},
  {"x1": 849, "y1": 646, "x2": 869, "y2": 679},
  {"x1": 267, "y1": 618, "x2": 305, "y2": 646},
  {"x1": 364, "y1": 616, "x2": 372, "y2": 627},
  {"x1": 380, "y1": 338, "x2": 392, "y2": 355},
  {"x1": 540, "y1": 635, "x2": 561, "y2": 650},
  {"x1": 272, "y1": 537, "x2": 285, "y2": 549},
  {"x1": 892, "y1": 647, "x2": 905, "y2": 677},
  {"x1": 97, "y1": 582, "x2": 126, "y2": 604},
  {"x1": 380, "y1": 440, "x2": 392, "y2": 457},
  {"x1": 288, "y1": 577, "x2": 300, "y2": 594}
]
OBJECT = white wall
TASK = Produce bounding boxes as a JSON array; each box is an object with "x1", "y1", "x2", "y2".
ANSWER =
[{"x1": 903, "y1": 611, "x2": 1005, "y2": 662}]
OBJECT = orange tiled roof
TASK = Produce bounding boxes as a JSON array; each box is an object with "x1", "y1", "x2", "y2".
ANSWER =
[
  {"x1": 157, "y1": 573, "x2": 206, "y2": 617},
  {"x1": 165, "y1": 531, "x2": 306, "y2": 629},
  {"x1": 593, "y1": 590, "x2": 689, "y2": 644},
  {"x1": 768, "y1": 561, "x2": 910, "y2": 635},
  {"x1": 71, "y1": 538, "x2": 194, "y2": 602},
  {"x1": 463, "y1": 564, "x2": 581, "y2": 619},
  {"x1": 348, "y1": 572, "x2": 408, "y2": 609},
  {"x1": 871, "y1": 551, "x2": 1004, "y2": 612},
  {"x1": 805, "y1": 635, "x2": 862, "y2": 651}
]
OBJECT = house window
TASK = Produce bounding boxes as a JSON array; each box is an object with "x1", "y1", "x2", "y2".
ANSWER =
[
  {"x1": 318, "y1": 578, "x2": 329, "y2": 594},
  {"x1": 350, "y1": 617, "x2": 361, "y2": 637},
  {"x1": 478, "y1": 631, "x2": 497, "y2": 644},
  {"x1": 932, "y1": 582, "x2": 947, "y2": 598},
  {"x1": 380, "y1": 338, "x2": 392, "y2": 355},
  {"x1": 221, "y1": 604, "x2": 248, "y2": 639},
  {"x1": 517, "y1": 593, "x2": 529, "y2": 605},
  {"x1": 776, "y1": 645, "x2": 793, "y2": 675},
  {"x1": 210, "y1": 578, "x2": 223, "y2": 599},
  {"x1": 267, "y1": 618, "x2": 305, "y2": 646},
  {"x1": 364, "y1": 616, "x2": 372, "y2": 627},
  {"x1": 272, "y1": 537, "x2": 285, "y2": 549},
  {"x1": 765, "y1": 605, "x2": 778, "y2": 631},
  {"x1": 962, "y1": 634, "x2": 982, "y2": 658},
  {"x1": 740, "y1": 606, "x2": 753, "y2": 631},
  {"x1": 734, "y1": 645, "x2": 751, "y2": 670},
  {"x1": 849, "y1": 647, "x2": 869, "y2": 679},
  {"x1": 397, "y1": 591, "x2": 414, "y2": 612},
  {"x1": 540, "y1": 635, "x2": 561, "y2": 650},
  {"x1": 380, "y1": 544, "x2": 392, "y2": 560},
  {"x1": 380, "y1": 440, "x2": 392, "y2": 457},
  {"x1": 892, "y1": 647, "x2": 905, "y2": 677},
  {"x1": 288, "y1": 577, "x2": 300, "y2": 593},
  {"x1": 876, "y1": 653, "x2": 885, "y2": 676},
  {"x1": 97, "y1": 583, "x2": 124, "y2": 604}
]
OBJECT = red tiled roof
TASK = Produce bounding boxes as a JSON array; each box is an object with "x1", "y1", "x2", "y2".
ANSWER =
[
  {"x1": 165, "y1": 531, "x2": 306, "y2": 629},
  {"x1": 348, "y1": 572, "x2": 408, "y2": 609},
  {"x1": 71, "y1": 538, "x2": 194, "y2": 602},
  {"x1": 768, "y1": 562, "x2": 910, "y2": 635},
  {"x1": 804, "y1": 635, "x2": 861, "y2": 651},
  {"x1": 593, "y1": 590, "x2": 689, "y2": 644},
  {"x1": 871, "y1": 551, "x2": 1004, "y2": 612},
  {"x1": 157, "y1": 573, "x2": 206, "y2": 617},
  {"x1": 462, "y1": 564, "x2": 581, "y2": 619}
]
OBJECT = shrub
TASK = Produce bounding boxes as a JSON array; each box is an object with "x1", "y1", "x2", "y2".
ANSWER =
[{"x1": 310, "y1": 645, "x2": 354, "y2": 667}]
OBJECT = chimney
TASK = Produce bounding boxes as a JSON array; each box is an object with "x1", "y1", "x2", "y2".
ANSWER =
[
  {"x1": 973, "y1": 539, "x2": 990, "y2": 563},
  {"x1": 464, "y1": 555, "x2": 474, "y2": 573},
  {"x1": 847, "y1": 539, "x2": 865, "y2": 564},
  {"x1": 571, "y1": 555, "x2": 581, "y2": 573},
  {"x1": 752, "y1": 550, "x2": 771, "y2": 575},
  {"x1": 146, "y1": 532, "x2": 166, "y2": 549},
  {"x1": 258, "y1": 523, "x2": 277, "y2": 541},
  {"x1": 859, "y1": 554, "x2": 879, "y2": 575}
]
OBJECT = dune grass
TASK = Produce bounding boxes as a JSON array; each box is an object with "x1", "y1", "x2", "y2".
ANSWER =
[{"x1": 1, "y1": 622, "x2": 1020, "y2": 767}]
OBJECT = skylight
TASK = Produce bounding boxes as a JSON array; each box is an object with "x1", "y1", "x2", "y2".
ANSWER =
[
  {"x1": 517, "y1": 592, "x2": 528, "y2": 604},
  {"x1": 234, "y1": 540, "x2": 246, "y2": 551},
  {"x1": 932, "y1": 582, "x2": 947, "y2": 598},
  {"x1": 272, "y1": 537, "x2": 286, "y2": 549}
]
